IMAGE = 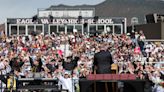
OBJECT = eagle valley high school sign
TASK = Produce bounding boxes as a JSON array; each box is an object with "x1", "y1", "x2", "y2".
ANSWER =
[{"x1": 16, "y1": 18, "x2": 114, "y2": 24}]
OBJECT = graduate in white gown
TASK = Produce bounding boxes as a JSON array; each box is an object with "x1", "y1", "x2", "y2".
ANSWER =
[{"x1": 57, "y1": 71, "x2": 75, "y2": 92}]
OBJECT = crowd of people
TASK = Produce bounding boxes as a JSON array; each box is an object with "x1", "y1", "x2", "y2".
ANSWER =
[{"x1": 0, "y1": 30, "x2": 164, "y2": 92}]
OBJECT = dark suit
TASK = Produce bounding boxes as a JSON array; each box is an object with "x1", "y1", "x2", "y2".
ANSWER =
[
  {"x1": 93, "y1": 50, "x2": 113, "y2": 92},
  {"x1": 94, "y1": 50, "x2": 113, "y2": 74}
]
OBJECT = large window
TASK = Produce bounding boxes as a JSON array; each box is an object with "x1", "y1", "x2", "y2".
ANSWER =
[
  {"x1": 75, "y1": 25, "x2": 82, "y2": 34},
  {"x1": 28, "y1": 25, "x2": 34, "y2": 35},
  {"x1": 67, "y1": 25, "x2": 74, "y2": 34},
  {"x1": 97, "y1": 25, "x2": 104, "y2": 34},
  {"x1": 50, "y1": 25, "x2": 57, "y2": 34},
  {"x1": 11, "y1": 26, "x2": 17, "y2": 35},
  {"x1": 106, "y1": 25, "x2": 113, "y2": 34},
  {"x1": 83, "y1": 23, "x2": 88, "y2": 35},
  {"x1": 36, "y1": 25, "x2": 43, "y2": 35},
  {"x1": 89, "y1": 25, "x2": 96, "y2": 35},
  {"x1": 19, "y1": 25, "x2": 26, "y2": 35},
  {"x1": 58, "y1": 25, "x2": 65, "y2": 34},
  {"x1": 114, "y1": 25, "x2": 122, "y2": 34}
]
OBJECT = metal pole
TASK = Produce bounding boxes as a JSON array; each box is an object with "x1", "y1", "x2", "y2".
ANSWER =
[{"x1": 124, "y1": 18, "x2": 127, "y2": 34}]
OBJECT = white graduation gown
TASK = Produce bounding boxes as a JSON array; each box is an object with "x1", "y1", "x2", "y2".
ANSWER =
[{"x1": 58, "y1": 76, "x2": 75, "y2": 92}]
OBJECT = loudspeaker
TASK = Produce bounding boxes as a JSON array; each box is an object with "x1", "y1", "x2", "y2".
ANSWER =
[
  {"x1": 93, "y1": 16, "x2": 99, "y2": 23},
  {"x1": 32, "y1": 15, "x2": 38, "y2": 22},
  {"x1": 78, "y1": 16, "x2": 82, "y2": 23},
  {"x1": 145, "y1": 14, "x2": 157, "y2": 23},
  {"x1": 157, "y1": 14, "x2": 164, "y2": 22},
  {"x1": 49, "y1": 15, "x2": 54, "y2": 22}
]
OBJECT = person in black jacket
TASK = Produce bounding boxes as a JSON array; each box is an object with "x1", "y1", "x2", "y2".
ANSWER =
[
  {"x1": 63, "y1": 56, "x2": 78, "y2": 72},
  {"x1": 94, "y1": 44, "x2": 113, "y2": 74},
  {"x1": 9, "y1": 57, "x2": 24, "y2": 72},
  {"x1": 93, "y1": 43, "x2": 113, "y2": 92}
]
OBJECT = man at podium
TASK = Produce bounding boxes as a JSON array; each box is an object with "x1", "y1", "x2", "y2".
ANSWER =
[
  {"x1": 94, "y1": 43, "x2": 113, "y2": 74},
  {"x1": 93, "y1": 43, "x2": 113, "y2": 92}
]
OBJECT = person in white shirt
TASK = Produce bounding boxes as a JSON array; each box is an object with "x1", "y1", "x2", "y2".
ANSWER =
[
  {"x1": 150, "y1": 71, "x2": 164, "y2": 92},
  {"x1": 0, "y1": 62, "x2": 5, "y2": 71},
  {"x1": 0, "y1": 59, "x2": 11, "y2": 92},
  {"x1": 0, "y1": 58, "x2": 10, "y2": 72},
  {"x1": 58, "y1": 71, "x2": 74, "y2": 92}
]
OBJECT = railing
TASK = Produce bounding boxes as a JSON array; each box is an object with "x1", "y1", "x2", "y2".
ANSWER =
[{"x1": 145, "y1": 39, "x2": 164, "y2": 42}]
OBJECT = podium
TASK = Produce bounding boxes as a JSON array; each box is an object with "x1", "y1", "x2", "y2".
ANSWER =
[
  {"x1": 92, "y1": 63, "x2": 119, "y2": 92},
  {"x1": 88, "y1": 63, "x2": 135, "y2": 92},
  {"x1": 79, "y1": 74, "x2": 146, "y2": 92},
  {"x1": 79, "y1": 77, "x2": 146, "y2": 92}
]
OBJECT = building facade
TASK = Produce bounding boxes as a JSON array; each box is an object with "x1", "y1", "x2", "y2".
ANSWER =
[{"x1": 6, "y1": 8, "x2": 127, "y2": 36}]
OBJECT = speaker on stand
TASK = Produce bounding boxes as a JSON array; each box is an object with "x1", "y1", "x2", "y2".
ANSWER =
[{"x1": 145, "y1": 13, "x2": 157, "y2": 24}]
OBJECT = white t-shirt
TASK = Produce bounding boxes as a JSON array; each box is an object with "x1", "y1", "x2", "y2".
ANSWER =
[
  {"x1": 0, "y1": 63, "x2": 11, "y2": 75},
  {"x1": 58, "y1": 76, "x2": 74, "y2": 92}
]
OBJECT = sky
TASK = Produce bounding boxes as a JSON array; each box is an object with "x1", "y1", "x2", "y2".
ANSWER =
[{"x1": 0, "y1": 0, "x2": 105, "y2": 24}]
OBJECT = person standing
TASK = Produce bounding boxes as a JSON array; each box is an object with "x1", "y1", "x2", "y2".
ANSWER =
[
  {"x1": 0, "y1": 58, "x2": 11, "y2": 84},
  {"x1": 0, "y1": 58, "x2": 11, "y2": 92},
  {"x1": 93, "y1": 43, "x2": 113, "y2": 92},
  {"x1": 94, "y1": 43, "x2": 113, "y2": 74},
  {"x1": 58, "y1": 71, "x2": 75, "y2": 92}
]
